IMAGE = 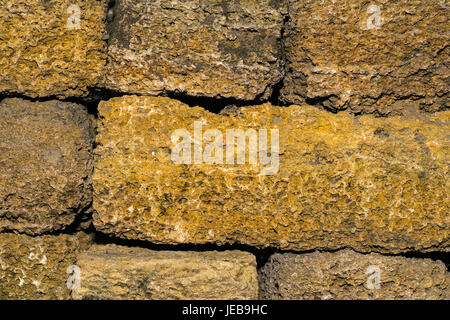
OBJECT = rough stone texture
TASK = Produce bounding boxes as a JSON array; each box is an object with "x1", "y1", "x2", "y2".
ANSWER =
[
  {"x1": 93, "y1": 96, "x2": 449, "y2": 253},
  {"x1": 0, "y1": 232, "x2": 92, "y2": 300},
  {"x1": 260, "y1": 249, "x2": 450, "y2": 300},
  {"x1": 0, "y1": 0, "x2": 107, "y2": 98},
  {"x1": 281, "y1": 0, "x2": 449, "y2": 115},
  {"x1": 0, "y1": 98, "x2": 95, "y2": 235},
  {"x1": 105, "y1": 0, "x2": 286, "y2": 100},
  {"x1": 72, "y1": 244, "x2": 258, "y2": 300}
]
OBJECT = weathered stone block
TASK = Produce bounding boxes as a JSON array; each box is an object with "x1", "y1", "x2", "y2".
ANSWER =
[
  {"x1": 105, "y1": 0, "x2": 286, "y2": 100},
  {"x1": 281, "y1": 0, "x2": 449, "y2": 115},
  {"x1": 0, "y1": 98, "x2": 95, "y2": 235},
  {"x1": 0, "y1": 0, "x2": 107, "y2": 98},
  {"x1": 94, "y1": 95, "x2": 449, "y2": 253},
  {"x1": 72, "y1": 244, "x2": 258, "y2": 300},
  {"x1": 260, "y1": 250, "x2": 450, "y2": 300},
  {"x1": 0, "y1": 233, "x2": 91, "y2": 300}
]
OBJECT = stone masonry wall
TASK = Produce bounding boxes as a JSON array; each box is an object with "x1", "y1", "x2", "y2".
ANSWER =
[{"x1": 0, "y1": 0, "x2": 448, "y2": 300}]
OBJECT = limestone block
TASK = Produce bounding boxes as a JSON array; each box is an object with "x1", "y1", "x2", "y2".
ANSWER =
[
  {"x1": 105, "y1": 0, "x2": 286, "y2": 100},
  {"x1": 72, "y1": 244, "x2": 258, "y2": 300},
  {"x1": 0, "y1": 0, "x2": 107, "y2": 98},
  {"x1": 93, "y1": 95, "x2": 449, "y2": 253},
  {"x1": 260, "y1": 250, "x2": 450, "y2": 300},
  {"x1": 0, "y1": 98, "x2": 95, "y2": 234},
  {"x1": 281, "y1": 0, "x2": 449, "y2": 115}
]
